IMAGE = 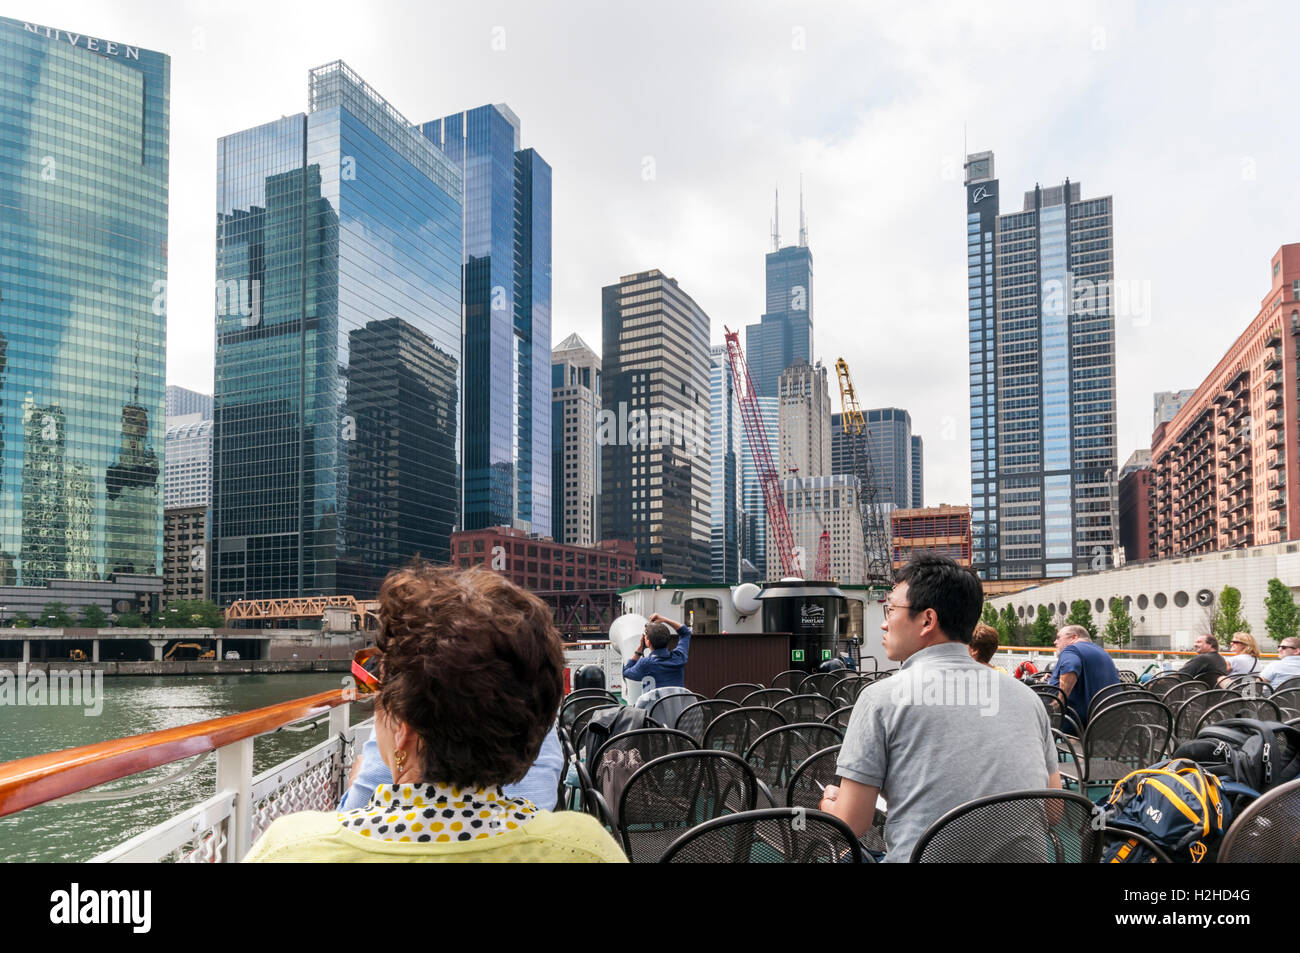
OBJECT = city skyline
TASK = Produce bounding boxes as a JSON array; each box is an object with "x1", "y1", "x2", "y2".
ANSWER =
[{"x1": 12, "y1": 2, "x2": 1300, "y2": 511}]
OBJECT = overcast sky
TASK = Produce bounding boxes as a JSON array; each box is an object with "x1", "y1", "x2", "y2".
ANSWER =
[{"x1": 22, "y1": 0, "x2": 1300, "y2": 506}]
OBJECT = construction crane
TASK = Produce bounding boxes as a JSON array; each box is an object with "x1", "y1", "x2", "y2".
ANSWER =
[
  {"x1": 724, "y1": 328, "x2": 802, "y2": 579},
  {"x1": 835, "y1": 357, "x2": 893, "y2": 584},
  {"x1": 815, "y1": 528, "x2": 831, "y2": 580}
]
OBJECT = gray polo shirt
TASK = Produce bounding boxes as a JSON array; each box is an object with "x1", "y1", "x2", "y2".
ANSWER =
[{"x1": 837, "y1": 641, "x2": 1058, "y2": 862}]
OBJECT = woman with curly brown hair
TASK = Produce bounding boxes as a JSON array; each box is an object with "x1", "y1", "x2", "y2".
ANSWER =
[{"x1": 244, "y1": 564, "x2": 626, "y2": 863}]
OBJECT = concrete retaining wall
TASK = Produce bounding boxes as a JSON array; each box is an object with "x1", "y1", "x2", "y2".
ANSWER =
[{"x1": 0, "y1": 659, "x2": 351, "y2": 677}]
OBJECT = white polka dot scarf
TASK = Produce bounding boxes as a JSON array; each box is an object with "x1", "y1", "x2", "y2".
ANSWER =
[{"x1": 338, "y1": 782, "x2": 539, "y2": 843}]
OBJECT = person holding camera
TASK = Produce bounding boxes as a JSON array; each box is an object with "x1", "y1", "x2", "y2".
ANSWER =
[{"x1": 623, "y1": 612, "x2": 692, "y2": 690}]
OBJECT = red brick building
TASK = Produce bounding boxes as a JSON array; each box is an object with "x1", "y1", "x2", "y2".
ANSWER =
[
  {"x1": 1118, "y1": 466, "x2": 1152, "y2": 562},
  {"x1": 891, "y1": 505, "x2": 972, "y2": 569},
  {"x1": 1152, "y1": 244, "x2": 1300, "y2": 557},
  {"x1": 450, "y1": 527, "x2": 662, "y2": 591}
]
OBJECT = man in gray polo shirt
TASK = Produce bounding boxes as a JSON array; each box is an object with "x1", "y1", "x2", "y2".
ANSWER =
[{"x1": 820, "y1": 554, "x2": 1061, "y2": 862}]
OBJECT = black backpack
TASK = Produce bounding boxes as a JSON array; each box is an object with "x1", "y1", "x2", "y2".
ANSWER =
[{"x1": 1171, "y1": 718, "x2": 1300, "y2": 794}]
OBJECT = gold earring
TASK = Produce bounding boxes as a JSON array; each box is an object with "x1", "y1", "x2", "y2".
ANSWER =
[{"x1": 394, "y1": 750, "x2": 406, "y2": 775}]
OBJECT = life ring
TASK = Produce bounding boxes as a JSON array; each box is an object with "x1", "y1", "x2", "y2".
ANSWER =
[{"x1": 1013, "y1": 660, "x2": 1039, "y2": 680}]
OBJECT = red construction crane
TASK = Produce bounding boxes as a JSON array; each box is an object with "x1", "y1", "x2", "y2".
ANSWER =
[
  {"x1": 815, "y1": 529, "x2": 831, "y2": 580},
  {"x1": 723, "y1": 327, "x2": 802, "y2": 578}
]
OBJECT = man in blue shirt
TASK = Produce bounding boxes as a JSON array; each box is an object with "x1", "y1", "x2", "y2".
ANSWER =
[
  {"x1": 623, "y1": 612, "x2": 692, "y2": 691},
  {"x1": 1050, "y1": 624, "x2": 1120, "y2": 729}
]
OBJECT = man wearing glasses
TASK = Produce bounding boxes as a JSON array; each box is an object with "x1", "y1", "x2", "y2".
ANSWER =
[
  {"x1": 1261, "y1": 639, "x2": 1300, "y2": 689},
  {"x1": 819, "y1": 554, "x2": 1061, "y2": 862}
]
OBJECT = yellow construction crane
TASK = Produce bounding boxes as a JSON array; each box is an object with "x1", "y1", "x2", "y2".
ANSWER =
[{"x1": 834, "y1": 357, "x2": 893, "y2": 583}]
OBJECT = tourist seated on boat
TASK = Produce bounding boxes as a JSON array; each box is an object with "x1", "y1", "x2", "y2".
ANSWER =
[
  {"x1": 968, "y1": 622, "x2": 1007, "y2": 673},
  {"x1": 1049, "y1": 624, "x2": 1120, "y2": 727},
  {"x1": 1225, "y1": 632, "x2": 1262, "y2": 677},
  {"x1": 819, "y1": 554, "x2": 1061, "y2": 863},
  {"x1": 1261, "y1": 638, "x2": 1300, "y2": 688},
  {"x1": 243, "y1": 564, "x2": 626, "y2": 863},
  {"x1": 1180, "y1": 634, "x2": 1228, "y2": 688}
]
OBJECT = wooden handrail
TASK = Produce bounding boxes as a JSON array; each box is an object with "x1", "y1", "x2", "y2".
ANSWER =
[{"x1": 0, "y1": 689, "x2": 349, "y2": 819}]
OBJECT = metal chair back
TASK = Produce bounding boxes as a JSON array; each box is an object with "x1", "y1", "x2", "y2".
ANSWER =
[
  {"x1": 774, "y1": 694, "x2": 835, "y2": 724},
  {"x1": 715, "y1": 683, "x2": 765, "y2": 705},
  {"x1": 798, "y1": 672, "x2": 839, "y2": 697},
  {"x1": 741, "y1": 687, "x2": 793, "y2": 708},
  {"x1": 911, "y1": 789, "x2": 1105, "y2": 863},
  {"x1": 1159, "y1": 680, "x2": 1205, "y2": 710},
  {"x1": 701, "y1": 706, "x2": 788, "y2": 755},
  {"x1": 616, "y1": 750, "x2": 759, "y2": 862},
  {"x1": 829, "y1": 675, "x2": 868, "y2": 707},
  {"x1": 1192, "y1": 696, "x2": 1283, "y2": 737},
  {"x1": 660, "y1": 807, "x2": 862, "y2": 863},
  {"x1": 823, "y1": 706, "x2": 854, "y2": 734},
  {"x1": 742, "y1": 724, "x2": 843, "y2": 806},
  {"x1": 1088, "y1": 683, "x2": 1143, "y2": 720},
  {"x1": 1172, "y1": 688, "x2": 1238, "y2": 743},
  {"x1": 674, "y1": 699, "x2": 739, "y2": 742},
  {"x1": 1218, "y1": 777, "x2": 1300, "y2": 862},
  {"x1": 770, "y1": 670, "x2": 807, "y2": 693},
  {"x1": 645, "y1": 690, "x2": 703, "y2": 728},
  {"x1": 590, "y1": 728, "x2": 698, "y2": 793},
  {"x1": 1078, "y1": 698, "x2": 1173, "y2": 786},
  {"x1": 1268, "y1": 687, "x2": 1300, "y2": 720}
]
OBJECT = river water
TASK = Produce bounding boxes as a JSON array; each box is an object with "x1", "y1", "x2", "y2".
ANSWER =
[{"x1": 0, "y1": 673, "x2": 367, "y2": 863}]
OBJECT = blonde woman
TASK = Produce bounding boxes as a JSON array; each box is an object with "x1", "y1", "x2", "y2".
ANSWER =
[{"x1": 1226, "y1": 632, "x2": 1261, "y2": 676}]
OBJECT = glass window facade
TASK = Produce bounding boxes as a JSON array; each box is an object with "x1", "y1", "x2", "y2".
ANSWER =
[
  {"x1": 420, "y1": 106, "x2": 551, "y2": 537},
  {"x1": 745, "y1": 244, "x2": 814, "y2": 398},
  {"x1": 0, "y1": 18, "x2": 168, "y2": 585},
  {"x1": 709, "y1": 346, "x2": 742, "y2": 583},
  {"x1": 212, "y1": 62, "x2": 462, "y2": 601}
]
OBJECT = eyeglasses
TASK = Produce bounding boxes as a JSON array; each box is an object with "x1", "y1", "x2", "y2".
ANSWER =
[
  {"x1": 883, "y1": 601, "x2": 913, "y2": 616},
  {"x1": 1230, "y1": 640, "x2": 1245, "y2": 646},
  {"x1": 1281, "y1": 644, "x2": 1300, "y2": 652},
  {"x1": 351, "y1": 647, "x2": 382, "y2": 694}
]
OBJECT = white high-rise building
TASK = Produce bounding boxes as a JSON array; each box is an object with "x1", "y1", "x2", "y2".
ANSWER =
[
  {"x1": 767, "y1": 475, "x2": 865, "y2": 583},
  {"x1": 165, "y1": 414, "x2": 212, "y2": 508},
  {"x1": 551, "y1": 334, "x2": 601, "y2": 547},
  {"x1": 778, "y1": 358, "x2": 832, "y2": 480}
]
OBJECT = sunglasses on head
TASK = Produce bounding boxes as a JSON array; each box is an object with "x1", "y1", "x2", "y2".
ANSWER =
[{"x1": 351, "y1": 647, "x2": 382, "y2": 694}]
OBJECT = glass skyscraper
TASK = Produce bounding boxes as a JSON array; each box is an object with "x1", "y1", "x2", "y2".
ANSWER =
[
  {"x1": 0, "y1": 18, "x2": 168, "y2": 586},
  {"x1": 709, "y1": 346, "x2": 742, "y2": 584},
  {"x1": 965, "y1": 150, "x2": 1117, "y2": 579},
  {"x1": 420, "y1": 106, "x2": 551, "y2": 537},
  {"x1": 746, "y1": 244, "x2": 814, "y2": 399},
  {"x1": 213, "y1": 62, "x2": 462, "y2": 602}
]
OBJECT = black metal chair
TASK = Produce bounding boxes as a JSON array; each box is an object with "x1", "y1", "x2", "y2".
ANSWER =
[
  {"x1": 1117, "y1": 669, "x2": 1138, "y2": 684},
  {"x1": 560, "y1": 694, "x2": 617, "y2": 733},
  {"x1": 1143, "y1": 673, "x2": 1188, "y2": 696},
  {"x1": 715, "y1": 682, "x2": 764, "y2": 705},
  {"x1": 741, "y1": 687, "x2": 793, "y2": 708},
  {"x1": 1273, "y1": 675, "x2": 1300, "y2": 693},
  {"x1": 823, "y1": 706, "x2": 855, "y2": 734},
  {"x1": 1171, "y1": 688, "x2": 1238, "y2": 745},
  {"x1": 616, "y1": 750, "x2": 760, "y2": 862},
  {"x1": 701, "y1": 706, "x2": 788, "y2": 755},
  {"x1": 774, "y1": 693, "x2": 835, "y2": 724},
  {"x1": 1057, "y1": 698, "x2": 1172, "y2": 791},
  {"x1": 1218, "y1": 777, "x2": 1300, "y2": 862},
  {"x1": 570, "y1": 704, "x2": 621, "y2": 759},
  {"x1": 645, "y1": 690, "x2": 703, "y2": 729},
  {"x1": 674, "y1": 699, "x2": 739, "y2": 742},
  {"x1": 858, "y1": 655, "x2": 879, "y2": 673},
  {"x1": 785, "y1": 744, "x2": 888, "y2": 855},
  {"x1": 590, "y1": 728, "x2": 699, "y2": 783},
  {"x1": 1268, "y1": 687, "x2": 1300, "y2": 719},
  {"x1": 1087, "y1": 683, "x2": 1144, "y2": 720},
  {"x1": 798, "y1": 672, "x2": 838, "y2": 697},
  {"x1": 1192, "y1": 696, "x2": 1283, "y2": 737},
  {"x1": 743, "y1": 724, "x2": 844, "y2": 806},
  {"x1": 829, "y1": 675, "x2": 868, "y2": 707},
  {"x1": 770, "y1": 670, "x2": 806, "y2": 693},
  {"x1": 564, "y1": 688, "x2": 619, "y2": 704},
  {"x1": 659, "y1": 807, "x2": 863, "y2": 863},
  {"x1": 911, "y1": 789, "x2": 1105, "y2": 863},
  {"x1": 1159, "y1": 680, "x2": 1205, "y2": 711},
  {"x1": 1032, "y1": 685, "x2": 1070, "y2": 733}
]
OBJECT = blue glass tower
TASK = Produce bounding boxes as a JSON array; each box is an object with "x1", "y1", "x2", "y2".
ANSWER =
[
  {"x1": 0, "y1": 18, "x2": 168, "y2": 586},
  {"x1": 421, "y1": 106, "x2": 551, "y2": 536},
  {"x1": 213, "y1": 62, "x2": 462, "y2": 601},
  {"x1": 746, "y1": 192, "x2": 813, "y2": 398}
]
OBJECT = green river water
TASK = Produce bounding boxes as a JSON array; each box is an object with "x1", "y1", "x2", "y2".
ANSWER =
[{"x1": 0, "y1": 673, "x2": 367, "y2": 863}]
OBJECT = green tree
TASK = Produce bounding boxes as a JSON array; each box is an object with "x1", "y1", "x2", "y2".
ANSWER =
[
  {"x1": 39, "y1": 601, "x2": 74, "y2": 628},
  {"x1": 1265, "y1": 577, "x2": 1300, "y2": 645},
  {"x1": 981, "y1": 603, "x2": 999, "y2": 628},
  {"x1": 78, "y1": 604, "x2": 109, "y2": 628},
  {"x1": 12, "y1": 611, "x2": 31, "y2": 629},
  {"x1": 114, "y1": 609, "x2": 144, "y2": 628},
  {"x1": 1066, "y1": 599, "x2": 1098, "y2": 640},
  {"x1": 1031, "y1": 605, "x2": 1056, "y2": 646},
  {"x1": 1103, "y1": 597, "x2": 1134, "y2": 647},
  {"x1": 157, "y1": 599, "x2": 224, "y2": 628},
  {"x1": 997, "y1": 604, "x2": 1019, "y2": 645},
  {"x1": 1212, "y1": 585, "x2": 1250, "y2": 640}
]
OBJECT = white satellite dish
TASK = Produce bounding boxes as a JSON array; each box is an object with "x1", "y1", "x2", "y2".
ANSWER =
[
  {"x1": 609, "y1": 613, "x2": 648, "y2": 659},
  {"x1": 732, "y1": 583, "x2": 762, "y2": 617}
]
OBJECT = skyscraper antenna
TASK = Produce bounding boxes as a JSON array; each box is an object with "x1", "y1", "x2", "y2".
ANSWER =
[
  {"x1": 772, "y1": 186, "x2": 780, "y2": 252},
  {"x1": 798, "y1": 174, "x2": 807, "y2": 247}
]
